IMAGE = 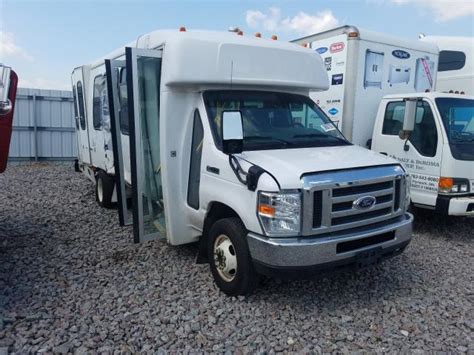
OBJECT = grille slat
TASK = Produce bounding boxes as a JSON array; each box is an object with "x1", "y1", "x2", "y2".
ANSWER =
[
  {"x1": 312, "y1": 191, "x2": 323, "y2": 228},
  {"x1": 332, "y1": 207, "x2": 392, "y2": 226},
  {"x1": 331, "y1": 201, "x2": 393, "y2": 218},
  {"x1": 332, "y1": 181, "x2": 393, "y2": 197}
]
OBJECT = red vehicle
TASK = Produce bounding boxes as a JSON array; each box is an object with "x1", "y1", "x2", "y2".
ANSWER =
[{"x1": 0, "y1": 65, "x2": 18, "y2": 173}]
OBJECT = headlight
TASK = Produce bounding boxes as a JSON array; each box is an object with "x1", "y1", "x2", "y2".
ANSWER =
[
  {"x1": 438, "y1": 177, "x2": 470, "y2": 194},
  {"x1": 257, "y1": 191, "x2": 301, "y2": 236}
]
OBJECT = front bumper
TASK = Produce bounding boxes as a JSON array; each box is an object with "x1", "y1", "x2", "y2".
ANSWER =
[
  {"x1": 436, "y1": 195, "x2": 474, "y2": 216},
  {"x1": 247, "y1": 213, "x2": 413, "y2": 275}
]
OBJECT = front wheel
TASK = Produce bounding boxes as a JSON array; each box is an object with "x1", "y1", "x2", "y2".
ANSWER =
[{"x1": 208, "y1": 218, "x2": 259, "y2": 296}]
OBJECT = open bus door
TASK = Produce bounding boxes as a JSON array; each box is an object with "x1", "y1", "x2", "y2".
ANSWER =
[
  {"x1": 105, "y1": 47, "x2": 166, "y2": 243},
  {"x1": 0, "y1": 65, "x2": 18, "y2": 174}
]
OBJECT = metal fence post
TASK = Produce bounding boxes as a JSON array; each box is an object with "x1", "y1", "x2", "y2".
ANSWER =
[{"x1": 32, "y1": 94, "x2": 38, "y2": 161}]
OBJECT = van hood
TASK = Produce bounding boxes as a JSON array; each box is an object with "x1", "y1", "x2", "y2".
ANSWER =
[{"x1": 240, "y1": 145, "x2": 398, "y2": 189}]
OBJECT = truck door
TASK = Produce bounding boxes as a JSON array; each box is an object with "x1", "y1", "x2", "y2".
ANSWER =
[
  {"x1": 106, "y1": 47, "x2": 165, "y2": 243},
  {"x1": 373, "y1": 100, "x2": 442, "y2": 207},
  {"x1": 0, "y1": 66, "x2": 18, "y2": 173},
  {"x1": 72, "y1": 68, "x2": 91, "y2": 164}
]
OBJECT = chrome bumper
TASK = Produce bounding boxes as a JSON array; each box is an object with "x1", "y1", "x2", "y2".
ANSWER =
[{"x1": 247, "y1": 213, "x2": 413, "y2": 269}]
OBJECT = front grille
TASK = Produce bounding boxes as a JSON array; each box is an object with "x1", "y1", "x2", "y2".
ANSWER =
[{"x1": 304, "y1": 167, "x2": 404, "y2": 235}]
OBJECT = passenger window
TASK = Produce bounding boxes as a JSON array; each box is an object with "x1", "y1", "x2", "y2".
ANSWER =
[
  {"x1": 119, "y1": 68, "x2": 129, "y2": 135},
  {"x1": 409, "y1": 101, "x2": 438, "y2": 157},
  {"x1": 438, "y1": 50, "x2": 466, "y2": 72},
  {"x1": 382, "y1": 102, "x2": 405, "y2": 135},
  {"x1": 93, "y1": 75, "x2": 109, "y2": 131},
  {"x1": 76, "y1": 81, "x2": 86, "y2": 130},
  {"x1": 187, "y1": 110, "x2": 204, "y2": 209},
  {"x1": 72, "y1": 85, "x2": 79, "y2": 129}
]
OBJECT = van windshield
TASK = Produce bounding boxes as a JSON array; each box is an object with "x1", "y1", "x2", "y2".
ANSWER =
[{"x1": 204, "y1": 90, "x2": 349, "y2": 151}]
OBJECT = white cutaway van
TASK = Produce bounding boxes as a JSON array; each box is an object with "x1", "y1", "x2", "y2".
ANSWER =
[{"x1": 72, "y1": 30, "x2": 413, "y2": 295}]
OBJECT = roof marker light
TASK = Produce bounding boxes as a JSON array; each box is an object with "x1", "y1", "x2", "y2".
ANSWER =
[
  {"x1": 461, "y1": 91, "x2": 465, "y2": 95},
  {"x1": 455, "y1": 91, "x2": 459, "y2": 94},
  {"x1": 237, "y1": 30, "x2": 243, "y2": 36},
  {"x1": 301, "y1": 43, "x2": 308, "y2": 47},
  {"x1": 348, "y1": 31, "x2": 359, "y2": 38},
  {"x1": 179, "y1": 26, "x2": 186, "y2": 32},
  {"x1": 271, "y1": 35, "x2": 278, "y2": 40},
  {"x1": 255, "y1": 32, "x2": 262, "y2": 38}
]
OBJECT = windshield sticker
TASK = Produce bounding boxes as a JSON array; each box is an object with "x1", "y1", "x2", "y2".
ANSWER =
[
  {"x1": 321, "y1": 123, "x2": 336, "y2": 132},
  {"x1": 332, "y1": 74, "x2": 343, "y2": 85}
]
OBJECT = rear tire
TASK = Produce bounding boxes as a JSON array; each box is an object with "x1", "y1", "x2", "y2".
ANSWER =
[
  {"x1": 96, "y1": 171, "x2": 114, "y2": 209},
  {"x1": 208, "y1": 217, "x2": 259, "y2": 296}
]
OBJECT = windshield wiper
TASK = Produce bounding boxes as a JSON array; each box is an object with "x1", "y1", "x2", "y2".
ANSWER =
[{"x1": 245, "y1": 135, "x2": 294, "y2": 145}]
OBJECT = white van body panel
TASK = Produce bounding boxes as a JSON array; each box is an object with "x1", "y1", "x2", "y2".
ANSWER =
[
  {"x1": 292, "y1": 26, "x2": 439, "y2": 146},
  {"x1": 421, "y1": 36, "x2": 474, "y2": 95}
]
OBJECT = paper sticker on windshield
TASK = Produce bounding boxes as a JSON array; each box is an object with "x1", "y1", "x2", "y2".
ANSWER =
[{"x1": 321, "y1": 123, "x2": 336, "y2": 132}]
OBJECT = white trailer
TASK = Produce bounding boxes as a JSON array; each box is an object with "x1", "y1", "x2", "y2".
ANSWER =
[
  {"x1": 72, "y1": 29, "x2": 413, "y2": 295},
  {"x1": 293, "y1": 26, "x2": 473, "y2": 216},
  {"x1": 420, "y1": 35, "x2": 474, "y2": 95},
  {"x1": 292, "y1": 25, "x2": 439, "y2": 147}
]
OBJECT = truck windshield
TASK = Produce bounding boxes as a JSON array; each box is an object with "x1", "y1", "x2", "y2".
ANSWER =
[
  {"x1": 436, "y1": 98, "x2": 474, "y2": 144},
  {"x1": 436, "y1": 97, "x2": 474, "y2": 161},
  {"x1": 204, "y1": 90, "x2": 349, "y2": 151}
]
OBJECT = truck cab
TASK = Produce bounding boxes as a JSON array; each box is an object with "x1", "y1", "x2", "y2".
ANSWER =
[
  {"x1": 73, "y1": 30, "x2": 413, "y2": 295},
  {"x1": 371, "y1": 92, "x2": 474, "y2": 216}
]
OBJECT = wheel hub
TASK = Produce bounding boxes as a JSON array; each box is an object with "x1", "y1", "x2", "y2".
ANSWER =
[{"x1": 213, "y1": 234, "x2": 237, "y2": 282}]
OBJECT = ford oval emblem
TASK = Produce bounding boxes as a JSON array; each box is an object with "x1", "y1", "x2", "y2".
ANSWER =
[
  {"x1": 315, "y1": 47, "x2": 328, "y2": 54},
  {"x1": 392, "y1": 49, "x2": 410, "y2": 59},
  {"x1": 353, "y1": 196, "x2": 377, "y2": 210}
]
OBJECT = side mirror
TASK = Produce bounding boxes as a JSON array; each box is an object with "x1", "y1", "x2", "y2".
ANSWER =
[
  {"x1": 0, "y1": 65, "x2": 12, "y2": 116},
  {"x1": 400, "y1": 98, "x2": 417, "y2": 135},
  {"x1": 222, "y1": 111, "x2": 243, "y2": 154}
]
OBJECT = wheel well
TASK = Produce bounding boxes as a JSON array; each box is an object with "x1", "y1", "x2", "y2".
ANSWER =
[{"x1": 196, "y1": 202, "x2": 240, "y2": 264}]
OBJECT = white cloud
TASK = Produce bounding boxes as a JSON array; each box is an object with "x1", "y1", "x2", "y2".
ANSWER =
[
  {"x1": 246, "y1": 7, "x2": 339, "y2": 36},
  {"x1": 0, "y1": 31, "x2": 34, "y2": 61},
  {"x1": 19, "y1": 77, "x2": 70, "y2": 91},
  {"x1": 391, "y1": 0, "x2": 474, "y2": 22}
]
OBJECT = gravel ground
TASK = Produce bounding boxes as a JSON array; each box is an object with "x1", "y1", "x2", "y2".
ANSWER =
[{"x1": 0, "y1": 163, "x2": 473, "y2": 353}]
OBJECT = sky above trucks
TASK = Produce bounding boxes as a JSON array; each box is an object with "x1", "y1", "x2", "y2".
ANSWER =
[{"x1": 1, "y1": 0, "x2": 473, "y2": 91}]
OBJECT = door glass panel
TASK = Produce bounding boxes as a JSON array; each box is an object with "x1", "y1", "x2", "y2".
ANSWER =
[
  {"x1": 137, "y1": 54, "x2": 165, "y2": 238},
  {"x1": 105, "y1": 59, "x2": 131, "y2": 227},
  {"x1": 126, "y1": 47, "x2": 165, "y2": 243}
]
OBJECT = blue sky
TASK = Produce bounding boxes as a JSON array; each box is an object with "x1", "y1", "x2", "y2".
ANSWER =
[{"x1": 1, "y1": 0, "x2": 473, "y2": 90}]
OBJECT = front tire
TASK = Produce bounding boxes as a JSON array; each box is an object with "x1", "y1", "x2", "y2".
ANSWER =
[
  {"x1": 208, "y1": 218, "x2": 259, "y2": 296},
  {"x1": 96, "y1": 171, "x2": 114, "y2": 209}
]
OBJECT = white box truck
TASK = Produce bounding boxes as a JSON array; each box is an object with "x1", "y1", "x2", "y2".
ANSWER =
[
  {"x1": 72, "y1": 29, "x2": 413, "y2": 295},
  {"x1": 420, "y1": 35, "x2": 474, "y2": 95},
  {"x1": 293, "y1": 26, "x2": 473, "y2": 216}
]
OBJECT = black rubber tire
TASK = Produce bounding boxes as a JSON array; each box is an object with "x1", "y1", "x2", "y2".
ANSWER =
[
  {"x1": 208, "y1": 217, "x2": 259, "y2": 296},
  {"x1": 96, "y1": 171, "x2": 114, "y2": 209}
]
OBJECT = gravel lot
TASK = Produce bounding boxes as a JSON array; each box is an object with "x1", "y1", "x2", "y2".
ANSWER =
[{"x1": 0, "y1": 163, "x2": 473, "y2": 353}]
